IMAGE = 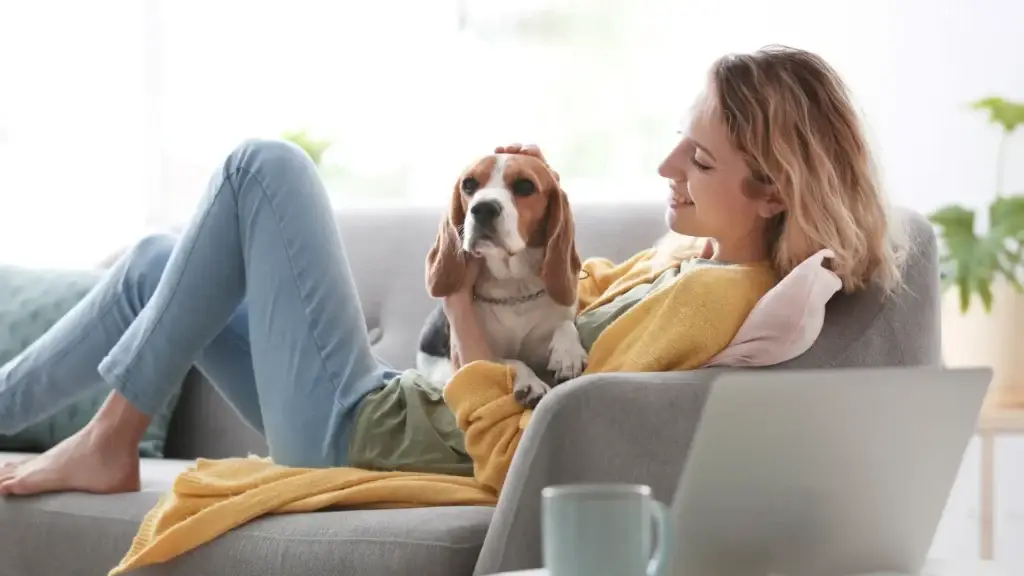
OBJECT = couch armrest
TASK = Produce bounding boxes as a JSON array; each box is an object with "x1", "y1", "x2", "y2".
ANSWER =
[{"x1": 473, "y1": 369, "x2": 721, "y2": 575}]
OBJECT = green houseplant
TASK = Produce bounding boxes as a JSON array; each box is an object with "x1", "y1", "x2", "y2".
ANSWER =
[
  {"x1": 281, "y1": 129, "x2": 333, "y2": 167},
  {"x1": 929, "y1": 97, "x2": 1024, "y2": 313}
]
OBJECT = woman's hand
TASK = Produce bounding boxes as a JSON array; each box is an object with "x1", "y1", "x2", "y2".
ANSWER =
[
  {"x1": 443, "y1": 255, "x2": 482, "y2": 308},
  {"x1": 495, "y1": 143, "x2": 559, "y2": 182},
  {"x1": 443, "y1": 256, "x2": 494, "y2": 367}
]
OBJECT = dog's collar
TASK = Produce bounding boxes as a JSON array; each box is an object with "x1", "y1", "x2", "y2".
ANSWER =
[{"x1": 473, "y1": 288, "x2": 547, "y2": 306}]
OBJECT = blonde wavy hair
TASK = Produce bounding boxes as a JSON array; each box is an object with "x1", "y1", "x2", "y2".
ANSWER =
[{"x1": 663, "y1": 45, "x2": 906, "y2": 294}]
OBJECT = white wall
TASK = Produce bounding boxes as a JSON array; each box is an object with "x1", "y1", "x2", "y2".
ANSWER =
[
  {"x1": 641, "y1": 0, "x2": 1024, "y2": 218},
  {"x1": 854, "y1": 0, "x2": 1024, "y2": 218}
]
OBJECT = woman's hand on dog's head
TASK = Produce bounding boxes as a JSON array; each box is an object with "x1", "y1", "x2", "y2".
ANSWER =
[{"x1": 494, "y1": 143, "x2": 559, "y2": 183}]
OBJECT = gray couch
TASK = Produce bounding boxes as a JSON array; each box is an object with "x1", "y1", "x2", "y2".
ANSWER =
[{"x1": 0, "y1": 202, "x2": 941, "y2": 576}]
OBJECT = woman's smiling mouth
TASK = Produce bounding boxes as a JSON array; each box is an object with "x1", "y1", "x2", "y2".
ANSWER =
[{"x1": 669, "y1": 185, "x2": 694, "y2": 208}]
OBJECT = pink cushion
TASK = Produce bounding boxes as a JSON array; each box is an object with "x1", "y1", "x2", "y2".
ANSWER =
[{"x1": 705, "y1": 249, "x2": 841, "y2": 368}]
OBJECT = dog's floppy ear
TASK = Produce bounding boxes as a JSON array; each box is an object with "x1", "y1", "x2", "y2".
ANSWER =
[
  {"x1": 426, "y1": 183, "x2": 468, "y2": 298},
  {"x1": 541, "y1": 185, "x2": 582, "y2": 307}
]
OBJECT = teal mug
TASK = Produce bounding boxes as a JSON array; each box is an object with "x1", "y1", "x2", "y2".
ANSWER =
[{"x1": 541, "y1": 483, "x2": 673, "y2": 576}]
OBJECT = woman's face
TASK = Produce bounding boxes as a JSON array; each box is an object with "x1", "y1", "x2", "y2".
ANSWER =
[{"x1": 658, "y1": 96, "x2": 782, "y2": 262}]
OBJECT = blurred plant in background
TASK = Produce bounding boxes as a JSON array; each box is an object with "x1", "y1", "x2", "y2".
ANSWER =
[
  {"x1": 281, "y1": 129, "x2": 333, "y2": 167},
  {"x1": 929, "y1": 97, "x2": 1024, "y2": 313}
]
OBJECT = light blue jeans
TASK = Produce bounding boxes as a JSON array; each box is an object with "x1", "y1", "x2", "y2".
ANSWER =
[{"x1": 0, "y1": 139, "x2": 394, "y2": 467}]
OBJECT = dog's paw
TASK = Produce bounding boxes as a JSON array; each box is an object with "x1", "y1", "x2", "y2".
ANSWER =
[
  {"x1": 548, "y1": 322, "x2": 588, "y2": 382},
  {"x1": 506, "y1": 360, "x2": 551, "y2": 409}
]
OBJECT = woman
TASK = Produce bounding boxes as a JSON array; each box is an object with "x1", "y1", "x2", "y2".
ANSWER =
[{"x1": 0, "y1": 45, "x2": 903, "y2": 496}]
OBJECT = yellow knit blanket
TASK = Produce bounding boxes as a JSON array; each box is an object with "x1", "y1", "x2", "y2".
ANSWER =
[{"x1": 110, "y1": 458, "x2": 499, "y2": 574}]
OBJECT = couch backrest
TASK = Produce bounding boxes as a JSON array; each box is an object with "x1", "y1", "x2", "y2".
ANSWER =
[
  {"x1": 769, "y1": 207, "x2": 941, "y2": 369},
  {"x1": 165, "y1": 203, "x2": 940, "y2": 459}
]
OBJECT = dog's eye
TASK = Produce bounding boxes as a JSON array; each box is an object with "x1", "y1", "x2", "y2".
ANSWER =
[
  {"x1": 511, "y1": 179, "x2": 536, "y2": 197},
  {"x1": 461, "y1": 177, "x2": 480, "y2": 194}
]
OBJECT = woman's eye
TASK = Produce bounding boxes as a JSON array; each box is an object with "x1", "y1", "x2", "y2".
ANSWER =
[
  {"x1": 690, "y1": 156, "x2": 712, "y2": 172},
  {"x1": 461, "y1": 177, "x2": 480, "y2": 194},
  {"x1": 511, "y1": 178, "x2": 536, "y2": 196}
]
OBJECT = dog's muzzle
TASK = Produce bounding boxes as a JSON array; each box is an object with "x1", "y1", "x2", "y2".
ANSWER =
[
  {"x1": 469, "y1": 200, "x2": 502, "y2": 227},
  {"x1": 464, "y1": 200, "x2": 504, "y2": 253}
]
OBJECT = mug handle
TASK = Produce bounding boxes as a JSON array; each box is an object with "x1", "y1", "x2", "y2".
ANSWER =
[{"x1": 647, "y1": 499, "x2": 673, "y2": 576}]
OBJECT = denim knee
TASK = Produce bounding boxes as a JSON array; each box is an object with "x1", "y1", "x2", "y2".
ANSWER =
[
  {"x1": 119, "y1": 234, "x2": 175, "y2": 311},
  {"x1": 223, "y1": 138, "x2": 320, "y2": 197}
]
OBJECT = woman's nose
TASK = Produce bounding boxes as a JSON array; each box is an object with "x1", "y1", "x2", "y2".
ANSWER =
[
  {"x1": 658, "y1": 157, "x2": 678, "y2": 179},
  {"x1": 658, "y1": 159, "x2": 686, "y2": 182},
  {"x1": 657, "y1": 160, "x2": 670, "y2": 178},
  {"x1": 658, "y1": 143, "x2": 689, "y2": 180}
]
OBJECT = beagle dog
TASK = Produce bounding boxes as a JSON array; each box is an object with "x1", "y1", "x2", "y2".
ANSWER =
[{"x1": 416, "y1": 152, "x2": 588, "y2": 407}]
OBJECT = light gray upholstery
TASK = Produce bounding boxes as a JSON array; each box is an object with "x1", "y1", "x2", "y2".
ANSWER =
[{"x1": 0, "y1": 203, "x2": 940, "y2": 576}]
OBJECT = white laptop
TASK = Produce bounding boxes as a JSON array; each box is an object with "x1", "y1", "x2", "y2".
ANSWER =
[{"x1": 668, "y1": 366, "x2": 992, "y2": 576}]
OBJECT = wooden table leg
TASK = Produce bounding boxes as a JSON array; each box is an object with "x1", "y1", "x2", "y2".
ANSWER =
[{"x1": 979, "y1": 432, "x2": 995, "y2": 560}]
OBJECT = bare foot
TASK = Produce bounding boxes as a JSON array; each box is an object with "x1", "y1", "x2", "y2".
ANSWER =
[{"x1": 0, "y1": 426, "x2": 140, "y2": 496}]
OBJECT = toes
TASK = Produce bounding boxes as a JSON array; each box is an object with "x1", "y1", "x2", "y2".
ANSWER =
[
  {"x1": 0, "y1": 479, "x2": 18, "y2": 496},
  {"x1": 0, "y1": 465, "x2": 23, "y2": 495},
  {"x1": 6, "y1": 477, "x2": 35, "y2": 496}
]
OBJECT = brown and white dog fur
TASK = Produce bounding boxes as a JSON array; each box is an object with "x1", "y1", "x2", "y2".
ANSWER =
[{"x1": 417, "y1": 153, "x2": 588, "y2": 407}]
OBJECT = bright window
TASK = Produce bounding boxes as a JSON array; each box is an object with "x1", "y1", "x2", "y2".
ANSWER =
[{"x1": 152, "y1": 0, "x2": 696, "y2": 222}]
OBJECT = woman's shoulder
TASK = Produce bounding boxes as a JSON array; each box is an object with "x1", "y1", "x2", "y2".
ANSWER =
[
  {"x1": 672, "y1": 260, "x2": 778, "y2": 302},
  {"x1": 581, "y1": 248, "x2": 657, "y2": 271}
]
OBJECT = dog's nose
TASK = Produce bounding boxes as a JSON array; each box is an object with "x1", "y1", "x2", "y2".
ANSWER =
[{"x1": 470, "y1": 200, "x2": 502, "y2": 223}]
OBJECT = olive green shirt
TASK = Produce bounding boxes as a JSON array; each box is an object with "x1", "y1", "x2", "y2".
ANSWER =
[{"x1": 347, "y1": 369, "x2": 475, "y2": 475}]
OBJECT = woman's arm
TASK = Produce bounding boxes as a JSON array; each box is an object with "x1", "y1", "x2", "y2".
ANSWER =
[
  {"x1": 437, "y1": 257, "x2": 524, "y2": 493},
  {"x1": 443, "y1": 292, "x2": 495, "y2": 368}
]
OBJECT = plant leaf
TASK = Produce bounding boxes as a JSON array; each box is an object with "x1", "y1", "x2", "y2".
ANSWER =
[
  {"x1": 281, "y1": 129, "x2": 333, "y2": 166},
  {"x1": 990, "y1": 195, "x2": 1024, "y2": 241},
  {"x1": 929, "y1": 205, "x2": 975, "y2": 232},
  {"x1": 929, "y1": 205, "x2": 980, "y2": 313},
  {"x1": 977, "y1": 277, "x2": 994, "y2": 312},
  {"x1": 958, "y1": 273, "x2": 971, "y2": 313},
  {"x1": 971, "y1": 97, "x2": 1024, "y2": 134}
]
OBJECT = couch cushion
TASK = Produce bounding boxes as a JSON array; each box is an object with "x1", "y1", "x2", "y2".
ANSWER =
[{"x1": 0, "y1": 452, "x2": 492, "y2": 576}]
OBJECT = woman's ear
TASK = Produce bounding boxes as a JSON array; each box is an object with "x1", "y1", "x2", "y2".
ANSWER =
[
  {"x1": 541, "y1": 186, "x2": 582, "y2": 307},
  {"x1": 759, "y1": 188, "x2": 786, "y2": 218},
  {"x1": 425, "y1": 185, "x2": 468, "y2": 298},
  {"x1": 747, "y1": 177, "x2": 786, "y2": 219}
]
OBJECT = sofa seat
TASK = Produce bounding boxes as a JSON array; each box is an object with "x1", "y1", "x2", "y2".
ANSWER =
[{"x1": 0, "y1": 451, "x2": 493, "y2": 576}]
